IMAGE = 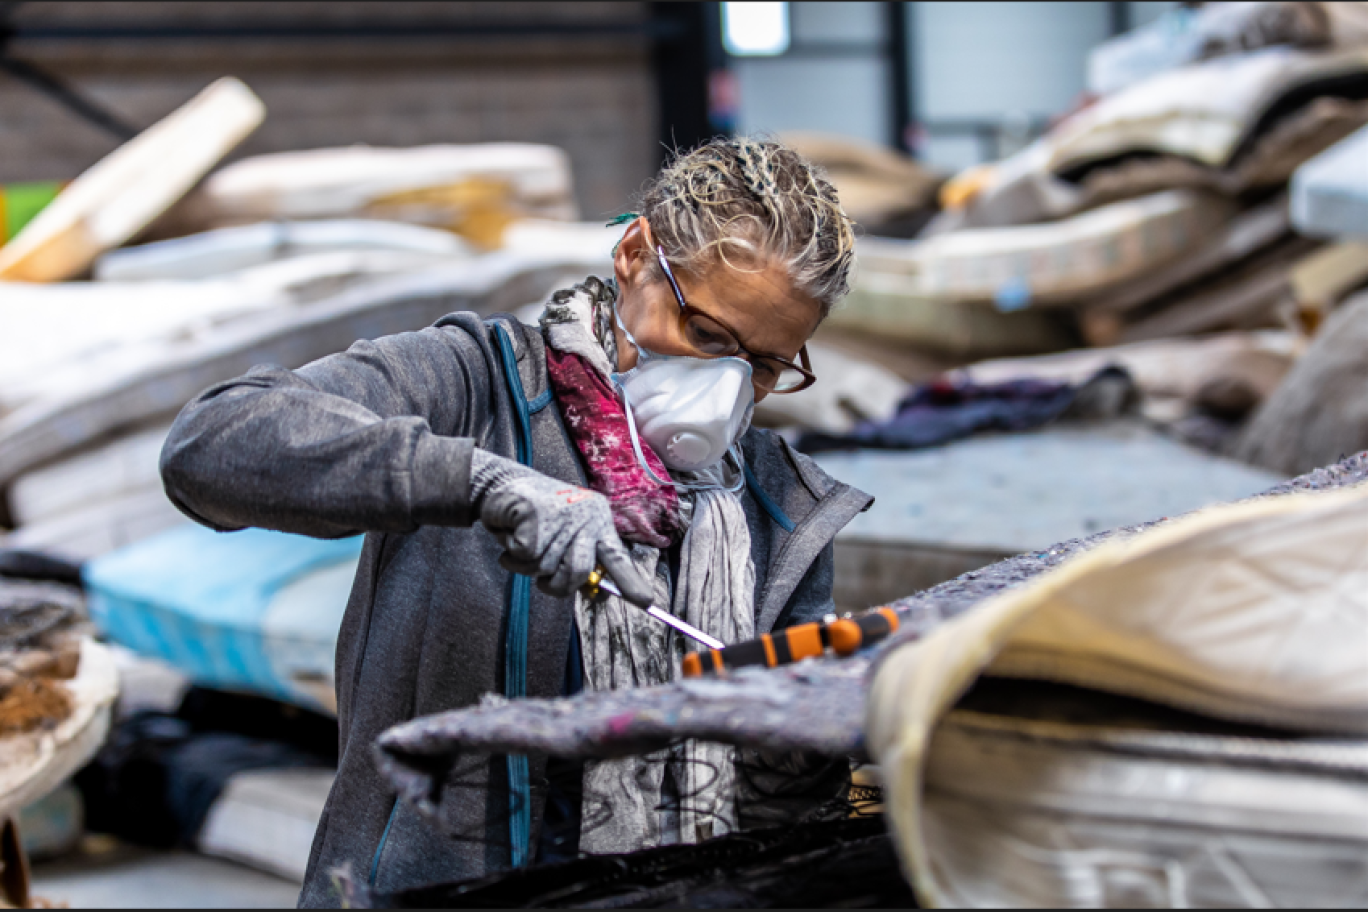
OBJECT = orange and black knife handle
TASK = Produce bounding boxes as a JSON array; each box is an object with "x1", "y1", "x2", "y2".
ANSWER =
[{"x1": 681, "y1": 607, "x2": 899, "y2": 678}]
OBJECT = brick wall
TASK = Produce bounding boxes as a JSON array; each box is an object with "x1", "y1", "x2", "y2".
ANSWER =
[{"x1": 0, "y1": 2, "x2": 662, "y2": 218}]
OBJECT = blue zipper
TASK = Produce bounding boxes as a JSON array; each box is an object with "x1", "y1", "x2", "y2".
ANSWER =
[
  {"x1": 492, "y1": 323, "x2": 548, "y2": 869},
  {"x1": 369, "y1": 323, "x2": 551, "y2": 884},
  {"x1": 744, "y1": 461, "x2": 795, "y2": 532}
]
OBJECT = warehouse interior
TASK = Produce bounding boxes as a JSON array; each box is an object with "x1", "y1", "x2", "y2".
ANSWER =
[{"x1": 1, "y1": 2, "x2": 1366, "y2": 908}]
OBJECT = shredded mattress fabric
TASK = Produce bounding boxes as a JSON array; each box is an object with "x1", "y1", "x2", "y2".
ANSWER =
[{"x1": 375, "y1": 453, "x2": 1368, "y2": 777}]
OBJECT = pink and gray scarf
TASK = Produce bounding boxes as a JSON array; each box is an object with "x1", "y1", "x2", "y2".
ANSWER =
[{"x1": 539, "y1": 277, "x2": 756, "y2": 851}]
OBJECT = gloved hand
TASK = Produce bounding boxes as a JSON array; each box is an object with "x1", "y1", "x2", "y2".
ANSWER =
[{"x1": 471, "y1": 448, "x2": 655, "y2": 605}]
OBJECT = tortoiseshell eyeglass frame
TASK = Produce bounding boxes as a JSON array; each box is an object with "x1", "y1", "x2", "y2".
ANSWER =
[{"x1": 654, "y1": 245, "x2": 816, "y2": 394}]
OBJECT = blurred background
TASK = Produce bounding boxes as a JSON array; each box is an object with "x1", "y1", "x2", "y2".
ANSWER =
[
  {"x1": 0, "y1": 1, "x2": 1189, "y2": 216},
  {"x1": 2, "y1": 1, "x2": 1367, "y2": 907}
]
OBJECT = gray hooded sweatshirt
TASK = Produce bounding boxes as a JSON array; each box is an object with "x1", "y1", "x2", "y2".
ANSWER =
[{"x1": 159, "y1": 311, "x2": 873, "y2": 906}]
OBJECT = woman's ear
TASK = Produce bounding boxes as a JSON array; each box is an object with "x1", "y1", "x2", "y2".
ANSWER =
[{"x1": 613, "y1": 217, "x2": 654, "y2": 292}]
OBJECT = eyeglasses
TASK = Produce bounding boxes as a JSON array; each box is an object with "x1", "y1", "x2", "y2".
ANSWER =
[{"x1": 654, "y1": 246, "x2": 816, "y2": 394}]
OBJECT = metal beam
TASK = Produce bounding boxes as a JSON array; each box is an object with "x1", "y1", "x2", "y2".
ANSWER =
[
  {"x1": 6, "y1": 20, "x2": 683, "y2": 44},
  {"x1": 0, "y1": 5, "x2": 139, "y2": 140},
  {"x1": 1109, "y1": 0, "x2": 1132, "y2": 37},
  {"x1": 650, "y1": 2, "x2": 723, "y2": 162},
  {"x1": 0, "y1": 57, "x2": 137, "y2": 140},
  {"x1": 887, "y1": 1, "x2": 912, "y2": 153}
]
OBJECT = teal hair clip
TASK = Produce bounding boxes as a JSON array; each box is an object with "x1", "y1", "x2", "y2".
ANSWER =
[{"x1": 607, "y1": 211, "x2": 641, "y2": 257}]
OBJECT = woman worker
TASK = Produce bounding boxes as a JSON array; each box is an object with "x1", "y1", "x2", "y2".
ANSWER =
[{"x1": 160, "y1": 137, "x2": 872, "y2": 904}]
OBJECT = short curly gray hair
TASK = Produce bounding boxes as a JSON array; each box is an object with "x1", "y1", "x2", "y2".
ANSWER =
[{"x1": 636, "y1": 137, "x2": 856, "y2": 317}]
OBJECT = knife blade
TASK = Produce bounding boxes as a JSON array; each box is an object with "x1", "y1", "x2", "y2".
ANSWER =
[{"x1": 587, "y1": 569, "x2": 725, "y2": 651}]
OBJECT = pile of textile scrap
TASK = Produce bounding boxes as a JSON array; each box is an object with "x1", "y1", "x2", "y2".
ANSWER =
[
  {"x1": 0, "y1": 565, "x2": 119, "y2": 905},
  {"x1": 804, "y1": 1, "x2": 1368, "y2": 466},
  {"x1": 1231, "y1": 120, "x2": 1368, "y2": 473},
  {"x1": 796, "y1": 365, "x2": 1137, "y2": 454},
  {"x1": 0, "y1": 579, "x2": 87, "y2": 739},
  {"x1": 0, "y1": 72, "x2": 630, "y2": 887},
  {"x1": 915, "y1": 0, "x2": 1368, "y2": 342},
  {"x1": 0, "y1": 76, "x2": 621, "y2": 568},
  {"x1": 777, "y1": 1, "x2": 1351, "y2": 453}
]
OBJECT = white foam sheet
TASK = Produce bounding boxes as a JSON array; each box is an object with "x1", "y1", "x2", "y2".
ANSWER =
[
  {"x1": 197, "y1": 768, "x2": 334, "y2": 883},
  {"x1": 9, "y1": 425, "x2": 171, "y2": 527},
  {"x1": 96, "y1": 219, "x2": 471, "y2": 282},
  {"x1": 0, "y1": 248, "x2": 455, "y2": 418},
  {"x1": 195, "y1": 143, "x2": 578, "y2": 223},
  {"x1": 1291, "y1": 121, "x2": 1368, "y2": 238},
  {"x1": 2, "y1": 492, "x2": 188, "y2": 563}
]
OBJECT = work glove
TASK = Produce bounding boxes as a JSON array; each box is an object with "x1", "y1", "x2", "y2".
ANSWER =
[{"x1": 471, "y1": 448, "x2": 655, "y2": 606}]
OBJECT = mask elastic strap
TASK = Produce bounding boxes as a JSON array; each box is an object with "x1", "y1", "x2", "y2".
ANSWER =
[
  {"x1": 613, "y1": 375, "x2": 745, "y2": 495},
  {"x1": 614, "y1": 302, "x2": 647, "y2": 361}
]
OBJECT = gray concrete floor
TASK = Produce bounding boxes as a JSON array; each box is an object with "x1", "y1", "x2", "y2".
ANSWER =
[{"x1": 32, "y1": 839, "x2": 300, "y2": 909}]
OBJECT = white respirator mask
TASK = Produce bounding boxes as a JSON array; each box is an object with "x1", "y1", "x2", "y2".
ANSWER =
[{"x1": 611, "y1": 305, "x2": 753, "y2": 488}]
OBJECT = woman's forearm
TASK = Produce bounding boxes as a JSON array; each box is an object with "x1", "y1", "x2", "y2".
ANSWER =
[{"x1": 160, "y1": 328, "x2": 490, "y2": 538}]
